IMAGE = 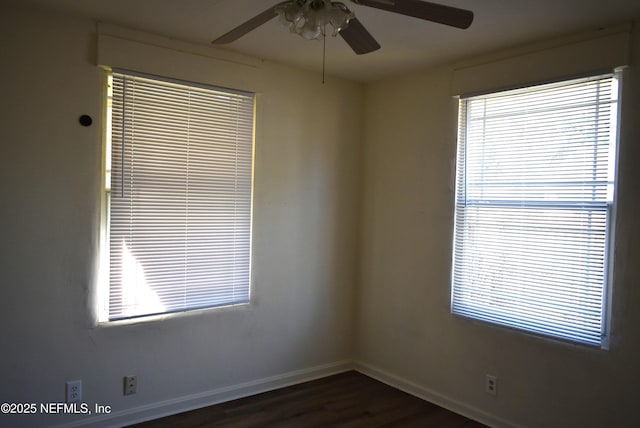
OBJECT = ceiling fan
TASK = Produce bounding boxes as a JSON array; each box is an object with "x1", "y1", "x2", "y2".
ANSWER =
[{"x1": 212, "y1": 0, "x2": 474, "y2": 55}]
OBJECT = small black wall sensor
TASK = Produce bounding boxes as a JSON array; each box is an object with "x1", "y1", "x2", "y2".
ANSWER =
[{"x1": 79, "y1": 115, "x2": 93, "y2": 127}]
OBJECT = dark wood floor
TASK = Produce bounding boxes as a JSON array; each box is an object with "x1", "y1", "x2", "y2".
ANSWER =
[{"x1": 129, "y1": 371, "x2": 487, "y2": 428}]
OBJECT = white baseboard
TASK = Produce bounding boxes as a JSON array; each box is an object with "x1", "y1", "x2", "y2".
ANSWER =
[
  {"x1": 353, "y1": 360, "x2": 521, "y2": 428},
  {"x1": 54, "y1": 359, "x2": 519, "y2": 428},
  {"x1": 55, "y1": 360, "x2": 354, "y2": 428}
]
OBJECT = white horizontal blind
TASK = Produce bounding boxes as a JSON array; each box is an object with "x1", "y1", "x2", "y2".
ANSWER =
[
  {"x1": 106, "y1": 71, "x2": 255, "y2": 321},
  {"x1": 451, "y1": 74, "x2": 619, "y2": 346}
]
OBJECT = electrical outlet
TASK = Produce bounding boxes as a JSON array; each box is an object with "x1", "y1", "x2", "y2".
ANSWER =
[
  {"x1": 485, "y1": 374, "x2": 497, "y2": 396},
  {"x1": 66, "y1": 380, "x2": 82, "y2": 403},
  {"x1": 123, "y1": 375, "x2": 137, "y2": 395}
]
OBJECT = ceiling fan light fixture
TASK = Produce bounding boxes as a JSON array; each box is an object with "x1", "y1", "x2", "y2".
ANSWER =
[
  {"x1": 213, "y1": 0, "x2": 472, "y2": 56},
  {"x1": 275, "y1": 0, "x2": 355, "y2": 40}
]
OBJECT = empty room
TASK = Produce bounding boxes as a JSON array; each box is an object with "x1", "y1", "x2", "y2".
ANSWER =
[{"x1": 2, "y1": 0, "x2": 640, "y2": 427}]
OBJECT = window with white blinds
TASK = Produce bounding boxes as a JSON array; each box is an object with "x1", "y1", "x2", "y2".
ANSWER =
[
  {"x1": 102, "y1": 70, "x2": 255, "y2": 322},
  {"x1": 451, "y1": 73, "x2": 620, "y2": 347}
]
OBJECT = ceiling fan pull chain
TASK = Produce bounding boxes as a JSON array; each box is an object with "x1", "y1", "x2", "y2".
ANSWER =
[{"x1": 322, "y1": 24, "x2": 327, "y2": 84}]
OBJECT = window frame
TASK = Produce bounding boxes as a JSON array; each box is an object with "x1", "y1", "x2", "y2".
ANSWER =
[{"x1": 450, "y1": 71, "x2": 622, "y2": 348}]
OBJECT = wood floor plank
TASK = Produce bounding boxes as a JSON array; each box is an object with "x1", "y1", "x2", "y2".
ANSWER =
[{"x1": 128, "y1": 371, "x2": 487, "y2": 428}]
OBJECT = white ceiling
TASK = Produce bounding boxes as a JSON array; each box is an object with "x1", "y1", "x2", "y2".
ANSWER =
[{"x1": 18, "y1": 0, "x2": 640, "y2": 82}]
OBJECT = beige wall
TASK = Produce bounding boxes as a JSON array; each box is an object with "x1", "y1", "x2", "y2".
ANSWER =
[
  {"x1": 0, "y1": 3, "x2": 362, "y2": 427},
  {"x1": 2, "y1": 1, "x2": 640, "y2": 427},
  {"x1": 356, "y1": 22, "x2": 640, "y2": 428}
]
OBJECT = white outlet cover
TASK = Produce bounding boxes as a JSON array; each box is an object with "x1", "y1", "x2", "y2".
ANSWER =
[
  {"x1": 66, "y1": 380, "x2": 82, "y2": 403},
  {"x1": 485, "y1": 374, "x2": 497, "y2": 396},
  {"x1": 124, "y1": 375, "x2": 137, "y2": 395}
]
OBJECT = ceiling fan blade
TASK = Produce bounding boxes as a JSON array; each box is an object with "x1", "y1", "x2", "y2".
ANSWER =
[
  {"x1": 339, "y1": 18, "x2": 381, "y2": 55},
  {"x1": 212, "y1": 5, "x2": 279, "y2": 44},
  {"x1": 352, "y1": 0, "x2": 473, "y2": 29}
]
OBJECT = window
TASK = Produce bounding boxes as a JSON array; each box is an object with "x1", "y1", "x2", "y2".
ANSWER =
[
  {"x1": 451, "y1": 73, "x2": 620, "y2": 347},
  {"x1": 100, "y1": 70, "x2": 255, "y2": 322}
]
